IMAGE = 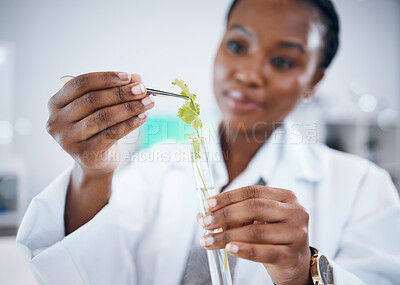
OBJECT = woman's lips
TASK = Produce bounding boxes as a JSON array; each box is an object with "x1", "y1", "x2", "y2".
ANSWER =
[{"x1": 225, "y1": 90, "x2": 265, "y2": 112}]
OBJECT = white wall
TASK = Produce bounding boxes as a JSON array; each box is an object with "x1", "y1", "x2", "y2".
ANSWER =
[
  {"x1": 0, "y1": 0, "x2": 399, "y2": 205},
  {"x1": 0, "y1": 0, "x2": 231, "y2": 202},
  {"x1": 318, "y1": 0, "x2": 400, "y2": 110}
]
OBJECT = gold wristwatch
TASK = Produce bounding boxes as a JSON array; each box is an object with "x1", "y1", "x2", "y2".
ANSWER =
[{"x1": 310, "y1": 247, "x2": 334, "y2": 285}]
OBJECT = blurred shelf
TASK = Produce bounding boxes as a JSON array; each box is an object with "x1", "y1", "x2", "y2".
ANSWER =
[
  {"x1": 0, "y1": 156, "x2": 26, "y2": 229},
  {"x1": 290, "y1": 106, "x2": 400, "y2": 191}
]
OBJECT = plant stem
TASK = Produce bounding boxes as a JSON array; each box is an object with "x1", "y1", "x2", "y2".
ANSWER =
[
  {"x1": 223, "y1": 248, "x2": 228, "y2": 272},
  {"x1": 195, "y1": 158, "x2": 211, "y2": 197},
  {"x1": 193, "y1": 141, "x2": 228, "y2": 273}
]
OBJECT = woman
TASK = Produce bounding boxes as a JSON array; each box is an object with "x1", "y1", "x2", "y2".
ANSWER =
[{"x1": 17, "y1": 0, "x2": 400, "y2": 284}]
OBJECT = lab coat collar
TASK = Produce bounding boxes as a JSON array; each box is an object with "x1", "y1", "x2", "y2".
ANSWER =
[
  {"x1": 205, "y1": 120, "x2": 322, "y2": 190},
  {"x1": 279, "y1": 121, "x2": 322, "y2": 183}
]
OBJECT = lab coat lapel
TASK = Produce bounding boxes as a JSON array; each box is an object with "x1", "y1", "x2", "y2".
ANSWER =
[
  {"x1": 231, "y1": 124, "x2": 317, "y2": 284},
  {"x1": 309, "y1": 148, "x2": 370, "y2": 258},
  {"x1": 233, "y1": 176, "x2": 317, "y2": 285},
  {"x1": 233, "y1": 125, "x2": 323, "y2": 284},
  {"x1": 208, "y1": 122, "x2": 320, "y2": 222},
  {"x1": 153, "y1": 165, "x2": 199, "y2": 285},
  {"x1": 270, "y1": 123, "x2": 348, "y2": 257},
  {"x1": 270, "y1": 124, "x2": 322, "y2": 246},
  {"x1": 150, "y1": 122, "x2": 325, "y2": 284}
]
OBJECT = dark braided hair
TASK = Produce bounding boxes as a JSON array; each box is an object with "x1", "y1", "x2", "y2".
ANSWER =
[{"x1": 227, "y1": 0, "x2": 340, "y2": 68}]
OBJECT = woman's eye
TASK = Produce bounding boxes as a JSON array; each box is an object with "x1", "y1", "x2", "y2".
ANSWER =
[
  {"x1": 227, "y1": 40, "x2": 246, "y2": 55},
  {"x1": 271, "y1": 57, "x2": 295, "y2": 70}
]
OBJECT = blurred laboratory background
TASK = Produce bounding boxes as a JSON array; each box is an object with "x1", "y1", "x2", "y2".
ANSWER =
[{"x1": 0, "y1": 0, "x2": 399, "y2": 284}]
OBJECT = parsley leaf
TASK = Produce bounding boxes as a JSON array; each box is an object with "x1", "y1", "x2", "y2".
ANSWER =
[
  {"x1": 172, "y1": 78, "x2": 197, "y2": 101},
  {"x1": 177, "y1": 102, "x2": 198, "y2": 125},
  {"x1": 174, "y1": 78, "x2": 228, "y2": 272},
  {"x1": 188, "y1": 134, "x2": 201, "y2": 159},
  {"x1": 173, "y1": 78, "x2": 202, "y2": 137}
]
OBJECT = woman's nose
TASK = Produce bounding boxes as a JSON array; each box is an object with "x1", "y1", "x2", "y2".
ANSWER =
[{"x1": 234, "y1": 54, "x2": 265, "y2": 88}]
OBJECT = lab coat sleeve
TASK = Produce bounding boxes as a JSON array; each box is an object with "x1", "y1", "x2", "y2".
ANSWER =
[
  {"x1": 16, "y1": 161, "x2": 156, "y2": 285},
  {"x1": 332, "y1": 164, "x2": 400, "y2": 284}
]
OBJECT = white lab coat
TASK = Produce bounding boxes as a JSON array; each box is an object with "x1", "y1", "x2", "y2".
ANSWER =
[{"x1": 17, "y1": 123, "x2": 400, "y2": 285}]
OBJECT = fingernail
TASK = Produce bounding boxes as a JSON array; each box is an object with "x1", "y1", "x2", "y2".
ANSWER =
[
  {"x1": 118, "y1": 72, "x2": 131, "y2": 81},
  {"x1": 138, "y1": 111, "x2": 147, "y2": 119},
  {"x1": 141, "y1": 95, "x2": 154, "y2": 106},
  {"x1": 204, "y1": 199, "x2": 217, "y2": 209},
  {"x1": 226, "y1": 243, "x2": 239, "y2": 253},
  {"x1": 131, "y1": 83, "x2": 145, "y2": 95},
  {"x1": 200, "y1": 236, "x2": 214, "y2": 246},
  {"x1": 199, "y1": 215, "x2": 213, "y2": 226}
]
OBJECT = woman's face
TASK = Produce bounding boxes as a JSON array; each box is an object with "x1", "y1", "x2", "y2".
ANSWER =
[{"x1": 214, "y1": 0, "x2": 326, "y2": 134}]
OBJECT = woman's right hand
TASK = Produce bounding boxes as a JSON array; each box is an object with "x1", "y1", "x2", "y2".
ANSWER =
[{"x1": 46, "y1": 71, "x2": 155, "y2": 178}]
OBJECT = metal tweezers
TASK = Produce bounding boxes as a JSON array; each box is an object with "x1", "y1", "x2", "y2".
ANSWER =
[{"x1": 60, "y1": 75, "x2": 189, "y2": 100}]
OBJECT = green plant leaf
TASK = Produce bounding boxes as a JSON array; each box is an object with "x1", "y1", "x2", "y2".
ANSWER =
[
  {"x1": 191, "y1": 137, "x2": 201, "y2": 159},
  {"x1": 172, "y1": 78, "x2": 196, "y2": 100},
  {"x1": 192, "y1": 117, "x2": 203, "y2": 132},
  {"x1": 177, "y1": 102, "x2": 196, "y2": 124},
  {"x1": 173, "y1": 78, "x2": 202, "y2": 136}
]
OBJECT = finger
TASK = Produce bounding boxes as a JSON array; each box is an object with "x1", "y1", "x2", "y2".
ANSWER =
[
  {"x1": 61, "y1": 76, "x2": 74, "y2": 84},
  {"x1": 62, "y1": 82, "x2": 148, "y2": 122},
  {"x1": 204, "y1": 186, "x2": 297, "y2": 212},
  {"x1": 130, "y1": 73, "x2": 143, "y2": 84},
  {"x1": 71, "y1": 95, "x2": 155, "y2": 141},
  {"x1": 224, "y1": 221, "x2": 254, "y2": 230},
  {"x1": 225, "y1": 242, "x2": 291, "y2": 265},
  {"x1": 51, "y1": 71, "x2": 134, "y2": 108},
  {"x1": 200, "y1": 223, "x2": 297, "y2": 250},
  {"x1": 198, "y1": 199, "x2": 289, "y2": 231},
  {"x1": 85, "y1": 111, "x2": 149, "y2": 152},
  {"x1": 196, "y1": 211, "x2": 211, "y2": 223}
]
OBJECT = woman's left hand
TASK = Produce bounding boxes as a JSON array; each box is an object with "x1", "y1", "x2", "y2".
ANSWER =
[{"x1": 198, "y1": 185, "x2": 312, "y2": 285}]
